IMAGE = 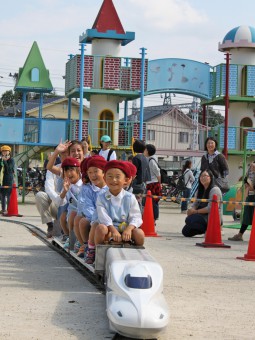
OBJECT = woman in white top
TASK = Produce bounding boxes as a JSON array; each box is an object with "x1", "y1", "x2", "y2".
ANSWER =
[
  {"x1": 181, "y1": 160, "x2": 195, "y2": 213},
  {"x1": 99, "y1": 135, "x2": 117, "y2": 161}
]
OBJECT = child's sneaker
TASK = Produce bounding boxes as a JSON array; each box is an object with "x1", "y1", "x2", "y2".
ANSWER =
[
  {"x1": 77, "y1": 243, "x2": 88, "y2": 258},
  {"x1": 46, "y1": 226, "x2": 53, "y2": 238},
  {"x1": 84, "y1": 248, "x2": 95, "y2": 264},
  {"x1": 63, "y1": 238, "x2": 70, "y2": 250},
  {"x1": 61, "y1": 234, "x2": 68, "y2": 243},
  {"x1": 74, "y1": 241, "x2": 81, "y2": 253}
]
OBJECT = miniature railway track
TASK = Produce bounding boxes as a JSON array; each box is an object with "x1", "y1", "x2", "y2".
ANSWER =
[
  {"x1": 0, "y1": 218, "x2": 105, "y2": 290},
  {"x1": 0, "y1": 218, "x2": 160, "y2": 340}
]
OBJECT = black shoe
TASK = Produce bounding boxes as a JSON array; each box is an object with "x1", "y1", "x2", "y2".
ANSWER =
[{"x1": 46, "y1": 227, "x2": 53, "y2": 238}]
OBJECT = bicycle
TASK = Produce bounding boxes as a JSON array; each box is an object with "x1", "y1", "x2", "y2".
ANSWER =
[
  {"x1": 17, "y1": 167, "x2": 45, "y2": 195},
  {"x1": 161, "y1": 175, "x2": 183, "y2": 204}
]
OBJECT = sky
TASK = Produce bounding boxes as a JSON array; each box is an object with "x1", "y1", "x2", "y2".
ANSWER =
[{"x1": 1, "y1": 0, "x2": 255, "y2": 112}]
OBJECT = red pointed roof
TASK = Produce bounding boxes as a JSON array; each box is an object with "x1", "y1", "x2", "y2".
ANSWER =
[{"x1": 92, "y1": 0, "x2": 125, "y2": 34}]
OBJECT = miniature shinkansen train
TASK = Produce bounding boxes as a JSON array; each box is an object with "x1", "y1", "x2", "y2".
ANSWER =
[{"x1": 52, "y1": 237, "x2": 169, "y2": 339}]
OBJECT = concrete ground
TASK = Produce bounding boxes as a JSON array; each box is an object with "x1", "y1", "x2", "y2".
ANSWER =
[{"x1": 0, "y1": 194, "x2": 254, "y2": 340}]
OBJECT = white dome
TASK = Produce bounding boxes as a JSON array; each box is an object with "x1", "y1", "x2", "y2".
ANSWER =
[{"x1": 219, "y1": 25, "x2": 255, "y2": 51}]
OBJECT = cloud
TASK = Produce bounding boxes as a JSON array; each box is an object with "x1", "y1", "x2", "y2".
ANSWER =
[
  {"x1": 125, "y1": 0, "x2": 208, "y2": 30},
  {"x1": 0, "y1": 0, "x2": 217, "y2": 96},
  {"x1": 0, "y1": 4, "x2": 94, "y2": 39}
]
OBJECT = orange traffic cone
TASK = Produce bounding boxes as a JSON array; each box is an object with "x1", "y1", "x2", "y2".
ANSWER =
[
  {"x1": 237, "y1": 208, "x2": 255, "y2": 261},
  {"x1": 196, "y1": 194, "x2": 230, "y2": 248},
  {"x1": 4, "y1": 184, "x2": 23, "y2": 217},
  {"x1": 141, "y1": 190, "x2": 159, "y2": 237}
]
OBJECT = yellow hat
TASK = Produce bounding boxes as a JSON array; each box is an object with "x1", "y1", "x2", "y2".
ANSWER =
[{"x1": 1, "y1": 145, "x2": 11, "y2": 152}]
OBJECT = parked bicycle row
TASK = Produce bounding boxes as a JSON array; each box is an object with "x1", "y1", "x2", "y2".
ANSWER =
[{"x1": 17, "y1": 167, "x2": 46, "y2": 196}]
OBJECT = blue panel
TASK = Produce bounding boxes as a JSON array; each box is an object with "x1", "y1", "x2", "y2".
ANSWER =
[
  {"x1": 216, "y1": 65, "x2": 221, "y2": 96},
  {"x1": 40, "y1": 120, "x2": 67, "y2": 145},
  {"x1": 221, "y1": 65, "x2": 226, "y2": 96},
  {"x1": 25, "y1": 118, "x2": 39, "y2": 143},
  {"x1": 0, "y1": 118, "x2": 23, "y2": 143},
  {"x1": 247, "y1": 66, "x2": 255, "y2": 96},
  {"x1": 147, "y1": 58, "x2": 211, "y2": 99},
  {"x1": 219, "y1": 127, "x2": 236, "y2": 149},
  {"x1": 229, "y1": 65, "x2": 238, "y2": 95},
  {"x1": 209, "y1": 72, "x2": 214, "y2": 98},
  {"x1": 247, "y1": 131, "x2": 255, "y2": 149}
]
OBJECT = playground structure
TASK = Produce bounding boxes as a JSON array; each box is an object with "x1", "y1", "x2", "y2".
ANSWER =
[{"x1": 1, "y1": 1, "x2": 255, "y2": 186}]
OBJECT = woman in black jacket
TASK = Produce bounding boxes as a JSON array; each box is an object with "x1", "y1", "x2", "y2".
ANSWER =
[{"x1": 200, "y1": 137, "x2": 229, "y2": 194}]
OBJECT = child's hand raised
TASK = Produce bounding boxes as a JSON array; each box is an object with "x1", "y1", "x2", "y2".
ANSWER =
[
  {"x1": 63, "y1": 177, "x2": 71, "y2": 192},
  {"x1": 56, "y1": 139, "x2": 72, "y2": 153}
]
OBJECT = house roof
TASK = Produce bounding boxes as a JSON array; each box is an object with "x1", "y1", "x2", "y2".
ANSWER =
[
  {"x1": 124, "y1": 105, "x2": 208, "y2": 130},
  {"x1": 15, "y1": 41, "x2": 53, "y2": 92},
  {"x1": 0, "y1": 96, "x2": 88, "y2": 117}
]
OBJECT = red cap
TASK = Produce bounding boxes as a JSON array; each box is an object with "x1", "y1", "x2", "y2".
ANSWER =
[
  {"x1": 87, "y1": 155, "x2": 107, "y2": 171},
  {"x1": 104, "y1": 160, "x2": 131, "y2": 178},
  {"x1": 80, "y1": 157, "x2": 90, "y2": 175},
  {"x1": 125, "y1": 161, "x2": 137, "y2": 177},
  {"x1": 61, "y1": 157, "x2": 80, "y2": 168}
]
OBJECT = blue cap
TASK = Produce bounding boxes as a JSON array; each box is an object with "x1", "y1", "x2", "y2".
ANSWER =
[{"x1": 100, "y1": 135, "x2": 111, "y2": 143}]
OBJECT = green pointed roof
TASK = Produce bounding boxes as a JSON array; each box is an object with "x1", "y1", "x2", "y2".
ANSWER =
[{"x1": 15, "y1": 41, "x2": 53, "y2": 93}]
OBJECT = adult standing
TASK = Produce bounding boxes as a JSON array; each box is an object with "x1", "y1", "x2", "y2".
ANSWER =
[
  {"x1": 132, "y1": 140, "x2": 151, "y2": 210},
  {"x1": 182, "y1": 169, "x2": 222, "y2": 237},
  {"x1": 200, "y1": 137, "x2": 229, "y2": 194},
  {"x1": 181, "y1": 160, "x2": 195, "y2": 213},
  {"x1": 228, "y1": 162, "x2": 255, "y2": 241},
  {"x1": 144, "y1": 144, "x2": 162, "y2": 221},
  {"x1": 0, "y1": 145, "x2": 15, "y2": 215},
  {"x1": 99, "y1": 135, "x2": 117, "y2": 161}
]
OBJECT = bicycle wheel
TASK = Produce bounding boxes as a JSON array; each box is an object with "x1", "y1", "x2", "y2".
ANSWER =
[{"x1": 170, "y1": 189, "x2": 182, "y2": 204}]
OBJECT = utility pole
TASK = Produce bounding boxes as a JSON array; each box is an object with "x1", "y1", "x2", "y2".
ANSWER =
[
  {"x1": 191, "y1": 97, "x2": 199, "y2": 165},
  {"x1": 191, "y1": 97, "x2": 199, "y2": 151}
]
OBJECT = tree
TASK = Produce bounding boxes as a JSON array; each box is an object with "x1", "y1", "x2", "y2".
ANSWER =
[
  {"x1": 206, "y1": 108, "x2": 224, "y2": 127},
  {"x1": 187, "y1": 106, "x2": 224, "y2": 127},
  {"x1": 0, "y1": 90, "x2": 61, "y2": 111},
  {"x1": 1, "y1": 90, "x2": 22, "y2": 109}
]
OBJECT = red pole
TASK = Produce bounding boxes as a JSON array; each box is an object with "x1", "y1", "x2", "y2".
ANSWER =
[{"x1": 224, "y1": 53, "x2": 231, "y2": 160}]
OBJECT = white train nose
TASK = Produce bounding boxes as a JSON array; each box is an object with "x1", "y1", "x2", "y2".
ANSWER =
[{"x1": 105, "y1": 247, "x2": 169, "y2": 339}]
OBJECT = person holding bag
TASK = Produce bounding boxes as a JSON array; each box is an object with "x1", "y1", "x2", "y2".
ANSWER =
[
  {"x1": 200, "y1": 137, "x2": 229, "y2": 194},
  {"x1": 0, "y1": 145, "x2": 15, "y2": 215},
  {"x1": 181, "y1": 160, "x2": 195, "y2": 213}
]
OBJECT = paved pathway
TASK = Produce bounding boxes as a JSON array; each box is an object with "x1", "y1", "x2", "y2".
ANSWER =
[{"x1": 0, "y1": 194, "x2": 254, "y2": 339}]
